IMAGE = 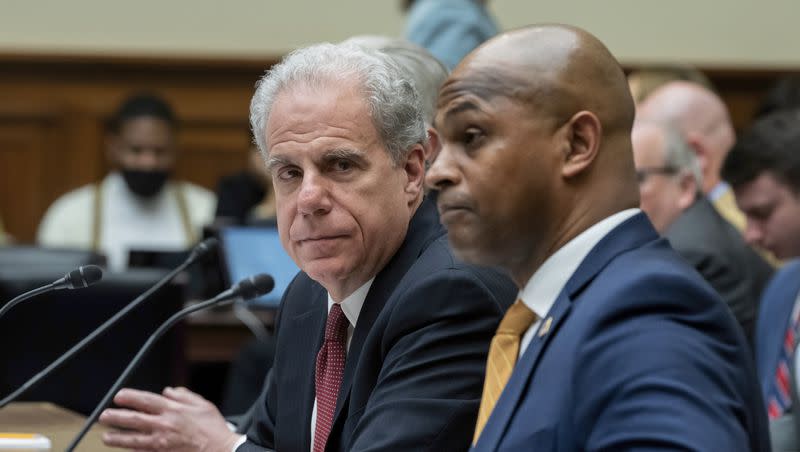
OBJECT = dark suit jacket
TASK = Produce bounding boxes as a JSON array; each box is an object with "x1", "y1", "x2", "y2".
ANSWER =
[
  {"x1": 238, "y1": 197, "x2": 516, "y2": 452},
  {"x1": 474, "y1": 213, "x2": 769, "y2": 451},
  {"x1": 755, "y1": 260, "x2": 800, "y2": 401},
  {"x1": 665, "y1": 197, "x2": 773, "y2": 342}
]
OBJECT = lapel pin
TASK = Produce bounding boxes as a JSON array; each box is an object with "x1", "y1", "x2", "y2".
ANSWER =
[{"x1": 538, "y1": 317, "x2": 553, "y2": 337}]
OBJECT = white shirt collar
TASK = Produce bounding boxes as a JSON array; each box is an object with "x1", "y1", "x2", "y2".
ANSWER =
[
  {"x1": 326, "y1": 278, "x2": 374, "y2": 328},
  {"x1": 519, "y1": 209, "x2": 640, "y2": 319}
]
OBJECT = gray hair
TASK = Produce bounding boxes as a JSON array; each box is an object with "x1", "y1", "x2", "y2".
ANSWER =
[
  {"x1": 661, "y1": 124, "x2": 703, "y2": 187},
  {"x1": 342, "y1": 35, "x2": 449, "y2": 125},
  {"x1": 250, "y1": 42, "x2": 427, "y2": 165}
]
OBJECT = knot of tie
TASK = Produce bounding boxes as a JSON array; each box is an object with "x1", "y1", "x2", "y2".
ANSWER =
[
  {"x1": 324, "y1": 303, "x2": 350, "y2": 343},
  {"x1": 496, "y1": 299, "x2": 538, "y2": 336}
]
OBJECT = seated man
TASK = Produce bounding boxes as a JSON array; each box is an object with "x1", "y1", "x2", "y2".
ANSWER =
[
  {"x1": 636, "y1": 81, "x2": 746, "y2": 231},
  {"x1": 37, "y1": 93, "x2": 215, "y2": 271},
  {"x1": 723, "y1": 108, "x2": 800, "y2": 449},
  {"x1": 98, "y1": 43, "x2": 515, "y2": 451},
  {"x1": 426, "y1": 24, "x2": 769, "y2": 450},
  {"x1": 632, "y1": 121, "x2": 773, "y2": 341}
]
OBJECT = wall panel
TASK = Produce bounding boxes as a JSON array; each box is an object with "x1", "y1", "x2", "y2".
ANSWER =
[{"x1": 0, "y1": 53, "x2": 793, "y2": 243}]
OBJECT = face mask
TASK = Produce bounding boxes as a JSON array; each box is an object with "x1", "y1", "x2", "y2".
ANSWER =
[{"x1": 121, "y1": 169, "x2": 170, "y2": 198}]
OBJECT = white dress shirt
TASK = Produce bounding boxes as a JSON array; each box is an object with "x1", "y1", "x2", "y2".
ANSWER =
[
  {"x1": 233, "y1": 278, "x2": 373, "y2": 452},
  {"x1": 518, "y1": 209, "x2": 640, "y2": 357},
  {"x1": 37, "y1": 172, "x2": 215, "y2": 271}
]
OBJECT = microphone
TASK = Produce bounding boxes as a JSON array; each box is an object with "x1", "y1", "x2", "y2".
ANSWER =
[
  {"x1": 0, "y1": 265, "x2": 104, "y2": 321},
  {"x1": 0, "y1": 237, "x2": 218, "y2": 409},
  {"x1": 66, "y1": 273, "x2": 275, "y2": 452}
]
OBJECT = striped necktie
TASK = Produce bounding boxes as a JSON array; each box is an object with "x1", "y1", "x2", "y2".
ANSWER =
[
  {"x1": 473, "y1": 299, "x2": 538, "y2": 443},
  {"x1": 767, "y1": 297, "x2": 800, "y2": 419}
]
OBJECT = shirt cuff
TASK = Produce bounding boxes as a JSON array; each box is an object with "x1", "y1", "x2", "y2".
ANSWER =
[{"x1": 231, "y1": 434, "x2": 247, "y2": 452}]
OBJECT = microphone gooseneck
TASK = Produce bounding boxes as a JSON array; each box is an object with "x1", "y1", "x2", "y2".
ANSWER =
[
  {"x1": 66, "y1": 273, "x2": 274, "y2": 452},
  {"x1": 0, "y1": 264, "x2": 105, "y2": 321},
  {"x1": 0, "y1": 238, "x2": 217, "y2": 409}
]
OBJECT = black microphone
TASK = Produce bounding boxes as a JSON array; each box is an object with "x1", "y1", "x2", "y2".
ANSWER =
[
  {"x1": 0, "y1": 265, "x2": 104, "y2": 321},
  {"x1": 66, "y1": 273, "x2": 275, "y2": 452},
  {"x1": 0, "y1": 238, "x2": 218, "y2": 409}
]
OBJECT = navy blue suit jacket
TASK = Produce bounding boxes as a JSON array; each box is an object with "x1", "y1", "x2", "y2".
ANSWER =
[
  {"x1": 474, "y1": 213, "x2": 769, "y2": 451},
  {"x1": 238, "y1": 197, "x2": 516, "y2": 452},
  {"x1": 755, "y1": 260, "x2": 800, "y2": 402}
]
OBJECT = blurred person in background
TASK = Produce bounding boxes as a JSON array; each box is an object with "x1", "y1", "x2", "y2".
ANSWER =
[
  {"x1": 723, "y1": 108, "x2": 800, "y2": 451},
  {"x1": 627, "y1": 64, "x2": 714, "y2": 106},
  {"x1": 37, "y1": 93, "x2": 216, "y2": 271},
  {"x1": 402, "y1": 0, "x2": 498, "y2": 70},
  {"x1": 637, "y1": 81, "x2": 745, "y2": 231},
  {"x1": 632, "y1": 120, "x2": 772, "y2": 342},
  {"x1": 215, "y1": 141, "x2": 277, "y2": 227}
]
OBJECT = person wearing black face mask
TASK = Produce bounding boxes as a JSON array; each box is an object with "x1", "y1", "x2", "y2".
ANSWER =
[{"x1": 37, "y1": 93, "x2": 216, "y2": 271}]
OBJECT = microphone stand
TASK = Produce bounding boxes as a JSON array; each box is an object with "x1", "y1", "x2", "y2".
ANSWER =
[
  {"x1": 65, "y1": 293, "x2": 240, "y2": 451},
  {"x1": 0, "y1": 247, "x2": 207, "y2": 408},
  {"x1": 0, "y1": 284, "x2": 55, "y2": 320}
]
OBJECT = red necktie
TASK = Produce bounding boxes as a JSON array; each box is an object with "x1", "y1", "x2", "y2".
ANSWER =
[{"x1": 313, "y1": 303, "x2": 349, "y2": 452}]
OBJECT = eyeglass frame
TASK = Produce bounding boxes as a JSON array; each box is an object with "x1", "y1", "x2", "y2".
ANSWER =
[{"x1": 635, "y1": 166, "x2": 680, "y2": 184}]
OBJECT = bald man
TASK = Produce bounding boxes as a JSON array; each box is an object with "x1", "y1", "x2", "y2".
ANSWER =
[
  {"x1": 636, "y1": 81, "x2": 748, "y2": 231},
  {"x1": 427, "y1": 25, "x2": 769, "y2": 450},
  {"x1": 632, "y1": 122, "x2": 772, "y2": 343}
]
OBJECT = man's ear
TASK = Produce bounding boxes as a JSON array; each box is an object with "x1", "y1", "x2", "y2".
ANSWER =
[
  {"x1": 686, "y1": 133, "x2": 709, "y2": 174},
  {"x1": 676, "y1": 170, "x2": 698, "y2": 210},
  {"x1": 425, "y1": 127, "x2": 442, "y2": 167},
  {"x1": 562, "y1": 111, "x2": 602, "y2": 179},
  {"x1": 403, "y1": 144, "x2": 426, "y2": 202}
]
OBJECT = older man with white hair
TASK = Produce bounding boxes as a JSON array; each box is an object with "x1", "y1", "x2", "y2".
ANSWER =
[
  {"x1": 98, "y1": 42, "x2": 515, "y2": 452},
  {"x1": 632, "y1": 121, "x2": 773, "y2": 342}
]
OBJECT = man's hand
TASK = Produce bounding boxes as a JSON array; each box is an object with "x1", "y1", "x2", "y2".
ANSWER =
[{"x1": 99, "y1": 386, "x2": 241, "y2": 451}]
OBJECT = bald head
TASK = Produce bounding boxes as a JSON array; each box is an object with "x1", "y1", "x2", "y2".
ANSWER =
[
  {"x1": 440, "y1": 25, "x2": 635, "y2": 137},
  {"x1": 637, "y1": 81, "x2": 735, "y2": 193},
  {"x1": 427, "y1": 24, "x2": 640, "y2": 283}
]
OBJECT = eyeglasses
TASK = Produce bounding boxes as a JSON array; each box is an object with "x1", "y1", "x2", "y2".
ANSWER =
[{"x1": 635, "y1": 166, "x2": 679, "y2": 184}]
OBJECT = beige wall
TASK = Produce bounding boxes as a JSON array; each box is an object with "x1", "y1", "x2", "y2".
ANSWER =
[{"x1": 0, "y1": 0, "x2": 797, "y2": 68}]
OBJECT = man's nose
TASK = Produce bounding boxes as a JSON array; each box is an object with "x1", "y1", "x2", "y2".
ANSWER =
[
  {"x1": 134, "y1": 149, "x2": 162, "y2": 170},
  {"x1": 297, "y1": 174, "x2": 333, "y2": 216},
  {"x1": 425, "y1": 144, "x2": 460, "y2": 191},
  {"x1": 743, "y1": 219, "x2": 764, "y2": 247}
]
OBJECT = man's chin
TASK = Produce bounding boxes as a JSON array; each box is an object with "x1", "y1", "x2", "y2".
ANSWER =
[{"x1": 302, "y1": 262, "x2": 353, "y2": 286}]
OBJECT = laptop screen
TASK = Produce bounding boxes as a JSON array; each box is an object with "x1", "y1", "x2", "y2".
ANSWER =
[{"x1": 219, "y1": 226, "x2": 300, "y2": 308}]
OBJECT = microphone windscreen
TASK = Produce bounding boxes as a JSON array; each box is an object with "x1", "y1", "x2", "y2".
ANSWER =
[
  {"x1": 66, "y1": 265, "x2": 104, "y2": 289},
  {"x1": 237, "y1": 273, "x2": 275, "y2": 301}
]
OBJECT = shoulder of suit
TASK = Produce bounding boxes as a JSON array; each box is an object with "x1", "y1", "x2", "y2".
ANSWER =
[
  {"x1": 43, "y1": 183, "x2": 97, "y2": 218},
  {"x1": 175, "y1": 180, "x2": 216, "y2": 222},
  {"x1": 770, "y1": 260, "x2": 800, "y2": 287},
  {"x1": 37, "y1": 183, "x2": 97, "y2": 246},
  {"x1": 176, "y1": 180, "x2": 215, "y2": 202}
]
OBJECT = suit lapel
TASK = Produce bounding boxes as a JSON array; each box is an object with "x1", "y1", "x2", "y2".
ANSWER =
[
  {"x1": 288, "y1": 285, "x2": 326, "y2": 452},
  {"x1": 475, "y1": 213, "x2": 660, "y2": 451},
  {"x1": 475, "y1": 295, "x2": 572, "y2": 452},
  {"x1": 332, "y1": 197, "x2": 445, "y2": 425}
]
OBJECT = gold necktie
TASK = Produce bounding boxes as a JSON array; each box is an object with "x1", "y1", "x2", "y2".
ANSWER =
[{"x1": 473, "y1": 299, "x2": 539, "y2": 443}]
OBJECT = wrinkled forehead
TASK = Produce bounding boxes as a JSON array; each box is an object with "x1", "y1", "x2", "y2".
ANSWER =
[{"x1": 435, "y1": 63, "x2": 565, "y2": 132}]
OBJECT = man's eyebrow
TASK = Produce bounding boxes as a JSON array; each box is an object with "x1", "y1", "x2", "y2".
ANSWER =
[
  {"x1": 322, "y1": 148, "x2": 367, "y2": 161},
  {"x1": 439, "y1": 100, "x2": 481, "y2": 125},
  {"x1": 266, "y1": 155, "x2": 293, "y2": 170}
]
